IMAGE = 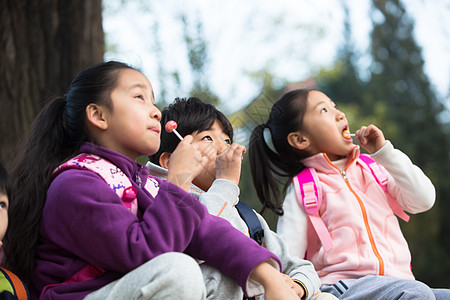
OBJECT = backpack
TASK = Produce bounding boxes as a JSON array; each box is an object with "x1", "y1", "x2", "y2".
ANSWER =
[
  {"x1": 42, "y1": 153, "x2": 158, "y2": 296},
  {"x1": 293, "y1": 154, "x2": 410, "y2": 252},
  {"x1": 0, "y1": 267, "x2": 29, "y2": 300}
]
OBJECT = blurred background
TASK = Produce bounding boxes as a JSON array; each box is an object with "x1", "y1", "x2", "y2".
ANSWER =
[{"x1": 1, "y1": 0, "x2": 449, "y2": 288}]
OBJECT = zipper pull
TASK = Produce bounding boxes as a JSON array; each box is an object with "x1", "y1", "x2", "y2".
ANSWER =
[
  {"x1": 135, "y1": 166, "x2": 142, "y2": 187},
  {"x1": 341, "y1": 170, "x2": 347, "y2": 180}
]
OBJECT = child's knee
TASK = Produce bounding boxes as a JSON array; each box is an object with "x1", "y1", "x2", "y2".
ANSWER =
[
  {"x1": 400, "y1": 280, "x2": 434, "y2": 299},
  {"x1": 138, "y1": 252, "x2": 205, "y2": 299},
  {"x1": 157, "y1": 253, "x2": 205, "y2": 296}
]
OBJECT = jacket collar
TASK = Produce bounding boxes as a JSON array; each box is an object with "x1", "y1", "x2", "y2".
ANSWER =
[
  {"x1": 79, "y1": 142, "x2": 149, "y2": 186},
  {"x1": 301, "y1": 145, "x2": 360, "y2": 173}
]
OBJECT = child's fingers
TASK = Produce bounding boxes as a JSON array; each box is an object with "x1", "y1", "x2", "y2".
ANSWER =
[
  {"x1": 180, "y1": 134, "x2": 193, "y2": 144},
  {"x1": 229, "y1": 143, "x2": 246, "y2": 157},
  {"x1": 355, "y1": 126, "x2": 368, "y2": 144},
  {"x1": 219, "y1": 143, "x2": 246, "y2": 162}
]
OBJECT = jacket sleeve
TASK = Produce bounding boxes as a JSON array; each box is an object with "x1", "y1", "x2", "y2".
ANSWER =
[
  {"x1": 258, "y1": 213, "x2": 320, "y2": 300},
  {"x1": 43, "y1": 169, "x2": 280, "y2": 296},
  {"x1": 198, "y1": 178, "x2": 239, "y2": 219},
  {"x1": 370, "y1": 140, "x2": 435, "y2": 213},
  {"x1": 276, "y1": 183, "x2": 309, "y2": 259}
]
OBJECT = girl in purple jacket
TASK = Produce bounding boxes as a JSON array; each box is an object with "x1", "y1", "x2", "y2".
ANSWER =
[{"x1": 4, "y1": 61, "x2": 300, "y2": 300}]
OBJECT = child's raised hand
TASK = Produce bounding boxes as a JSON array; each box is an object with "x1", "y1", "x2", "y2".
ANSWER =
[
  {"x1": 167, "y1": 135, "x2": 210, "y2": 191},
  {"x1": 355, "y1": 124, "x2": 387, "y2": 154},
  {"x1": 215, "y1": 143, "x2": 246, "y2": 186}
]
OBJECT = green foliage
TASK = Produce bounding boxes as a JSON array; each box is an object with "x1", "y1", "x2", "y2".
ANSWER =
[{"x1": 369, "y1": 0, "x2": 450, "y2": 286}]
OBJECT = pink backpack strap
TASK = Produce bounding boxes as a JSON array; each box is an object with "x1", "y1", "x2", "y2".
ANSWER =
[
  {"x1": 294, "y1": 168, "x2": 333, "y2": 252},
  {"x1": 43, "y1": 153, "x2": 140, "y2": 298},
  {"x1": 359, "y1": 154, "x2": 410, "y2": 222},
  {"x1": 53, "y1": 153, "x2": 138, "y2": 215}
]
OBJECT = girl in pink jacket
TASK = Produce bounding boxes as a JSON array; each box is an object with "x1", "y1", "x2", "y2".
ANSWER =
[{"x1": 249, "y1": 89, "x2": 449, "y2": 299}]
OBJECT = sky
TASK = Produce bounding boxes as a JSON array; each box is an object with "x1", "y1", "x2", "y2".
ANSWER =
[{"x1": 103, "y1": 0, "x2": 450, "y2": 114}]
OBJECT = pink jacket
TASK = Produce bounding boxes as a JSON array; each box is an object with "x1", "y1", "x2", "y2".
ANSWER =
[{"x1": 277, "y1": 142, "x2": 435, "y2": 285}]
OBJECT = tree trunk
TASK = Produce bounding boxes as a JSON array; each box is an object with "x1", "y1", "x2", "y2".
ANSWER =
[{"x1": 0, "y1": 0, "x2": 104, "y2": 170}]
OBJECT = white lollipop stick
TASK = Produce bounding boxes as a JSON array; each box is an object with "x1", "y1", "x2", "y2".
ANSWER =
[{"x1": 343, "y1": 130, "x2": 355, "y2": 139}]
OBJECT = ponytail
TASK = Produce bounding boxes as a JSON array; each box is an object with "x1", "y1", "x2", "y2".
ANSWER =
[
  {"x1": 4, "y1": 97, "x2": 77, "y2": 284},
  {"x1": 249, "y1": 124, "x2": 284, "y2": 215},
  {"x1": 249, "y1": 89, "x2": 312, "y2": 216}
]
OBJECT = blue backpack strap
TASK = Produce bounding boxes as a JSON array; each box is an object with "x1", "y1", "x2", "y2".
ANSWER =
[
  {"x1": 359, "y1": 154, "x2": 410, "y2": 222},
  {"x1": 235, "y1": 202, "x2": 264, "y2": 245}
]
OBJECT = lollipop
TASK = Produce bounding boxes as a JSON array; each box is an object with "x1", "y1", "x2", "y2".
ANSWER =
[
  {"x1": 165, "y1": 120, "x2": 183, "y2": 141},
  {"x1": 343, "y1": 129, "x2": 355, "y2": 139}
]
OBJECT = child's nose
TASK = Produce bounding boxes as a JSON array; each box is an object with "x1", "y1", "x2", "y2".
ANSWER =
[
  {"x1": 152, "y1": 108, "x2": 161, "y2": 121},
  {"x1": 216, "y1": 142, "x2": 229, "y2": 155},
  {"x1": 336, "y1": 110, "x2": 345, "y2": 121}
]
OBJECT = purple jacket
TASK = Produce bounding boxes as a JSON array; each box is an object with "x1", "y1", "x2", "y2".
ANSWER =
[{"x1": 32, "y1": 143, "x2": 280, "y2": 299}]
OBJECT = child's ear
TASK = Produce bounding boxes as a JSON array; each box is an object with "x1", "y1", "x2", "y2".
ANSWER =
[
  {"x1": 287, "y1": 131, "x2": 310, "y2": 150},
  {"x1": 159, "y1": 152, "x2": 171, "y2": 169},
  {"x1": 86, "y1": 104, "x2": 108, "y2": 130}
]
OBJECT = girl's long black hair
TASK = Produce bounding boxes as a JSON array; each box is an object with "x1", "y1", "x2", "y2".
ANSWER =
[
  {"x1": 3, "y1": 61, "x2": 136, "y2": 284},
  {"x1": 249, "y1": 89, "x2": 312, "y2": 215}
]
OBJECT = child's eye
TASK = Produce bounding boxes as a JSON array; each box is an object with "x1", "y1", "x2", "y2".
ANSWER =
[
  {"x1": 320, "y1": 108, "x2": 328, "y2": 113},
  {"x1": 224, "y1": 139, "x2": 231, "y2": 145},
  {"x1": 0, "y1": 202, "x2": 7, "y2": 210},
  {"x1": 135, "y1": 95, "x2": 144, "y2": 101},
  {"x1": 201, "y1": 136, "x2": 213, "y2": 141}
]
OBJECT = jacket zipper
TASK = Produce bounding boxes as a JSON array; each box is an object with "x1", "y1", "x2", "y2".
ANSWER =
[
  {"x1": 340, "y1": 169, "x2": 384, "y2": 275},
  {"x1": 135, "y1": 165, "x2": 143, "y2": 187}
]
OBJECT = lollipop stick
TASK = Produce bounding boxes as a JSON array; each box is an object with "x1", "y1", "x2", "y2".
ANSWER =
[{"x1": 173, "y1": 129, "x2": 183, "y2": 141}]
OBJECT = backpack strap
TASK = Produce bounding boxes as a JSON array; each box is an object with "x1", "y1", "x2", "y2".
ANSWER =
[
  {"x1": 235, "y1": 202, "x2": 264, "y2": 246},
  {"x1": 42, "y1": 153, "x2": 140, "y2": 297},
  {"x1": 0, "y1": 267, "x2": 29, "y2": 300},
  {"x1": 293, "y1": 168, "x2": 333, "y2": 252},
  {"x1": 359, "y1": 155, "x2": 410, "y2": 222},
  {"x1": 53, "y1": 153, "x2": 138, "y2": 215}
]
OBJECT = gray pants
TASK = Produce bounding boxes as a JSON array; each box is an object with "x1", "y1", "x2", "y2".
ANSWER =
[
  {"x1": 200, "y1": 263, "x2": 243, "y2": 299},
  {"x1": 321, "y1": 275, "x2": 450, "y2": 300},
  {"x1": 84, "y1": 252, "x2": 206, "y2": 300}
]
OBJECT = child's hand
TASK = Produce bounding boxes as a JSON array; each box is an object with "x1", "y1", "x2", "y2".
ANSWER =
[
  {"x1": 249, "y1": 262, "x2": 300, "y2": 300},
  {"x1": 355, "y1": 124, "x2": 387, "y2": 154},
  {"x1": 215, "y1": 143, "x2": 246, "y2": 185},
  {"x1": 167, "y1": 135, "x2": 210, "y2": 191},
  {"x1": 281, "y1": 273, "x2": 305, "y2": 298}
]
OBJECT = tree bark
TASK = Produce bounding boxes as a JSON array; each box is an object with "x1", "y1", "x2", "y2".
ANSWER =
[{"x1": 0, "y1": 0, "x2": 104, "y2": 170}]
